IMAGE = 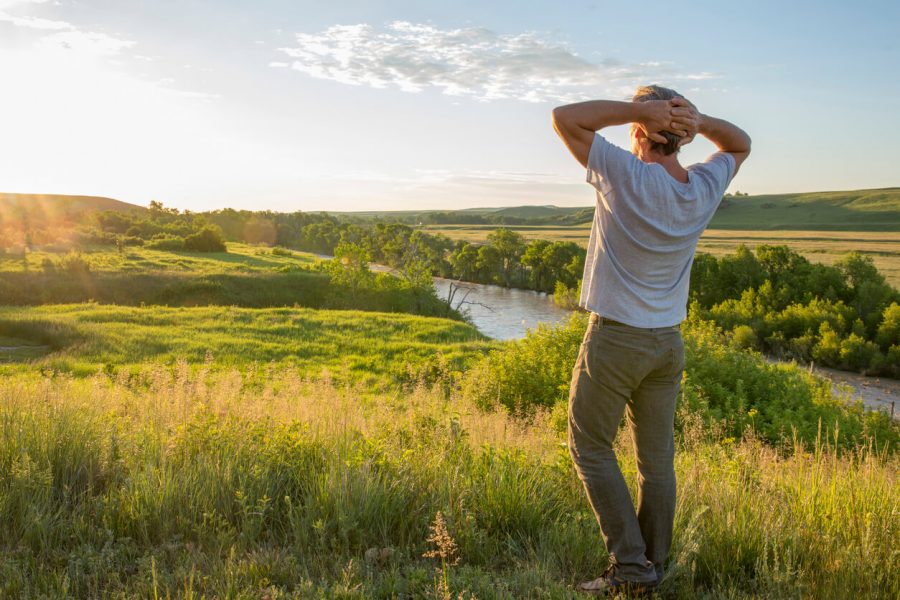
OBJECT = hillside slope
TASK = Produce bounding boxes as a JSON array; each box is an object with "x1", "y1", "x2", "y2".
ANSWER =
[
  {"x1": 0, "y1": 193, "x2": 144, "y2": 220},
  {"x1": 342, "y1": 188, "x2": 900, "y2": 230},
  {"x1": 709, "y1": 188, "x2": 900, "y2": 230}
]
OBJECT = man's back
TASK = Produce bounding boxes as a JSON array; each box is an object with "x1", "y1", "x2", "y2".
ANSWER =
[{"x1": 580, "y1": 133, "x2": 737, "y2": 327}]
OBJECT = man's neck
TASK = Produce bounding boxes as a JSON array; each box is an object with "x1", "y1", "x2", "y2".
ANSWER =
[{"x1": 638, "y1": 151, "x2": 689, "y2": 184}]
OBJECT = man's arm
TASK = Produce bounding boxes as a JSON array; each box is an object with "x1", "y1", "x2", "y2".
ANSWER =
[
  {"x1": 551, "y1": 100, "x2": 685, "y2": 168},
  {"x1": 698, "y1": 114, "x2": 752, "y2": 172},
  {"x1": 671, "y1": 98, "x2": 751, "y2": 173}
]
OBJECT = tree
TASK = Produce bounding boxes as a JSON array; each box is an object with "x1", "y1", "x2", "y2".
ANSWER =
[
  {"x1": 475, "y1": 245, "x2": 503, "y2": 283},
  {"x1": 449, "y1": 243, "x2": 479, "y2": 281},
  {"x1": 521, "y1": 240, "x2": 551, "y2": 290},
  {"x1": 326, "y1": 241, "x2": 374, "y2": 300},
  {"x1": 836, "y1": 252, "x2": 897, "y2": 329},
  {"x1": 486, "y1": 228, "x2": 525, "y2": 287}
]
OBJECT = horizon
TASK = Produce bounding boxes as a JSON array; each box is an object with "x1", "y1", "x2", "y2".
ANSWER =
[
  {"x1": 6, "y1": 184, "x2": 900, "y2": 216},
  {"x1": 5, "y1": 184, "x2": 900, "y2": 215},
  {"x1": 1, "y1": 0, "x2": 898, "y2": 212}
]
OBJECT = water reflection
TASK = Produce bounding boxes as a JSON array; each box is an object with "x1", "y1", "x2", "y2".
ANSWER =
[{"x1": 431, "y1": 277, "x2": 573, "y2": 340}]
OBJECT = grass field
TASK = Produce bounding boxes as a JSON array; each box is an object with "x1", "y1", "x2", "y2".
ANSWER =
[
  {"x1": 1, "y1": 365, "x2": 896, "y2": 598},
  {"x1": 424, "y1": 226, "x2": 900, "y2": 288},
  {"x1": 0, "y1": 304, "x2": 494, "y2": 387},
  {"x1": 0, "y1": 243, "x2": 319, "y2": 274},
  {"x1": 707, "y1": 188, "x2": 900, "y2": 231},
  {"x1": 2, "y1": 201, "x2": 898, "y2": 597}
]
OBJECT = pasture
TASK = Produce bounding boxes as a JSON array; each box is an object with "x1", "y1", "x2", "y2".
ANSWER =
[
  {"x1": 1, "y1": 210, "x2": 898, "y2": 598},
  {"x1": 0, "y1": 304, "x2": 493, "y2": 387},
  {"x1": 0, "y1": 242, "x2": 319, "y2": 274}
]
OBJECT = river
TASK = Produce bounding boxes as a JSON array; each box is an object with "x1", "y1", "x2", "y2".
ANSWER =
[
  {"x1": 429, "y1": 276, "x2": 898, "y2": 421},
  {"x1": 431, "y1": 277, "x2": 572, "y2": 340}
]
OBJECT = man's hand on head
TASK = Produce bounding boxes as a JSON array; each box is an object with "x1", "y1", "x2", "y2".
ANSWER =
[
  {"x1": 636, "y1": 100, "x2": 676, "y2": 143},
  {"x1": 637, "y1": 98, "x2": 700, "y2": 146},
  {"x1": 670, "y1": 97, "x2": 701, "y2": 148}
]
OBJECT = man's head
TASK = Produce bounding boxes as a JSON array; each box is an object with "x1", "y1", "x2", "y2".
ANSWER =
[{"x1": 630, "y1": 84, "x2": 684, "y2": 157}]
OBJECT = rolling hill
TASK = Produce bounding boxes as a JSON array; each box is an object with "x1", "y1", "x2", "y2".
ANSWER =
[
  {"x1": 0, "y1": 193, "x2": 144, "y2": 220},
  {"x1": 709, "y1": 188, "x2": 900, "y2": 230},
  {"x1": 345, "y1": 187, "x2": 900, "y2": 230},
  {"x1": 0, "y1": 193, "x2": 145, "y2": 249}
]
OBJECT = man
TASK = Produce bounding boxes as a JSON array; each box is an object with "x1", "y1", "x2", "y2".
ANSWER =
[{"x1": 551, "y1": 85, "x2": 750, "y2": 595}]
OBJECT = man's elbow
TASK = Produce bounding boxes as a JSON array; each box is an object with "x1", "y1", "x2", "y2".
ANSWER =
[
  {"x1": 551, "y1": 107, "x2": 562, "y2": 130},
  {"x1": 551, "y1": 107, "x2": 577, "y2": 141},
  {"x1": 551, "y1": 105, "x2": 574, "y2": 128}
]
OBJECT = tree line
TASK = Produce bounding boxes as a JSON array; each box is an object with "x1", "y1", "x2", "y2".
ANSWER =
[
  {"x1": 83, "y1": 201, "x2": 226, "y2": 252},
  {"x1": 202, "y1": 209, "x2": 587, "y2": 295}
]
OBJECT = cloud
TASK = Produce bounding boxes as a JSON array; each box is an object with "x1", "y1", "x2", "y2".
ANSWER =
[
  {"x1": 35, "y1": 29, "x2": 135, "y2": 56},
  {"x1": 0, "y1": 1, "x2": 134, "y2": 57},
  {"x1": 275, "y1": 21, "x2": 717, "y2": 103}
]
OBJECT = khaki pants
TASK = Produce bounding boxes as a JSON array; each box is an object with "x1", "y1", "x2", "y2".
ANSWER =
[{"x1": 567, "y1": 312, "x2": 684, "y2": 583}]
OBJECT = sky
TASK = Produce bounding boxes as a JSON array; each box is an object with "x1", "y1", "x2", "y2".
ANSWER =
[{"x1": 0, "y1": 0, "x2": 898, "y2": 212}]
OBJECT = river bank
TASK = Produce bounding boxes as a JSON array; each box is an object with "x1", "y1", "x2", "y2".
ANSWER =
[{"x1": 431, "y1": 274, "x2": 900, "y2": 421}]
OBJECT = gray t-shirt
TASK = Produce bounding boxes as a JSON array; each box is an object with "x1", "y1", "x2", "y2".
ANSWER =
[{"x1": 580, "y1": 133, "x2": 736, "y2": 327}]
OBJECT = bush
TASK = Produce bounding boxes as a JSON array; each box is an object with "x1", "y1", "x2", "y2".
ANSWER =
[
  {"x1": 461, "y1": 313, "x2": 584, "y2": 415},
  {"x1": 59, "y1": 252, "x2": 91, "y2": 274},
  {"x1": 812, "y1": 322, "x2": 842, "y2": 364},
  {"x1": 876, "y1": 303, "x2": 900, "y2": 349},
  {"x1": 552, "y1": 280, "x2": 581, "y2": 310},
  {"x1": 839, "y1": 334, "x2": 882, "y2": 373},
  {"x1": 145, "y1": 235, "x2": 186, "y2": 251},
  {"x1": 458, "y1": 314, "x2": 898, "y2": 452},
  {"x1": 122, "y1": 235, "x2": 144, "y2": 247},
  {"x1": 184, "y1": 226, "x2": 227, "y2": 252},
  {"x1": 730, "y1": 325, "x2": 757, "y2": 351},
  {"x1": 271, "y1": 246, "x2": 296, "y2": 257}
]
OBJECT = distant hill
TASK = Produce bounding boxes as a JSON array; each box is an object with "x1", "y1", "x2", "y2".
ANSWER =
[
  {"x1": 0, "y1": 193, "x2": 145, "y2": 249},
  {"x1": 0, "y1": 193, "x2": 144, "y2": 220},
  {"x1": 345, "y1": 188, "x2": 900, "y2": 231},
  {"x1": 709, "y1": 188, "x2": 900, "y2": 231}
]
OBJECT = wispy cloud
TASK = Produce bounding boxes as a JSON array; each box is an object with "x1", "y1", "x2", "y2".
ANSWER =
[
  {"x1": 274, "y1": 21, "x2": 717, "y2": 103},
  {"x1": 0, "y1": 0, "x2": 135, "y2": 57},
  {"x1": 0, "y1": 0, "x2": 218, "y2": 101}
]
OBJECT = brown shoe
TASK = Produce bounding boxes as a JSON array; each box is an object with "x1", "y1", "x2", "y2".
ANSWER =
[{"x1": 576, "y1": 565, "x2": 658, "y2": 596}]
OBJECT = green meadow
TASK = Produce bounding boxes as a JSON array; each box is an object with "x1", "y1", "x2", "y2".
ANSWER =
[
  {"x1": 0, "y1": 243, "x2": 319, "y2": 274},
  {"x1": 0, "y1": 221, "x2": 898, "y2": 597},
  {"x1": 0, "y1": 304, "x2": 493, "y2": 387}
]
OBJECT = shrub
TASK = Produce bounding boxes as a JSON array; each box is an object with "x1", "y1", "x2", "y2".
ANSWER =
[
  {"x1": 145, "y1": 235, "x2": 185, "y2": 251},
  {"x1": 812, "y1": 322, "x2": 842, "y2": 365},
  {"x1": 122, "y1": 235, "x2": 144, "y2": 247},
  {"x1": 552, "y1": 280, "x2": 581, "y2": 310},
  {"x1": 184, "y1": 226, "x2": 227, "y2": 252},
  {"x1": 59, "y1": 252, "x2": 91, "y2": 274},
  {"x1": 460, "y1": 313, "x2": 584, "y2": 415},
  {"x1": 730, "y1": 325, "x2": 757, "y2": 351},
  {"x1": 271, "y1": 246, "x2": 296, "y2": 257},
  {"x1": 876, "y1": 302, "x2": 900, "y2": 349},
  {"x1": 839, "y1": 334, "x2": 882, "y2": 373},
  {"x1": 458, "y1": 315, "x2": 898, "y2": 451}
]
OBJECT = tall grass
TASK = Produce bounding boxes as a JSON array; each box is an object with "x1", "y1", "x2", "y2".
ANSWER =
[{"x1": 0, "y1": 369, "x2": 896, "y2": 598}]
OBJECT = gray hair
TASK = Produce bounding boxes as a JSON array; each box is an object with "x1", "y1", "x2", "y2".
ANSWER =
[{"x1": 632, "y1": 84, "x2": 683, "y2": 155}]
